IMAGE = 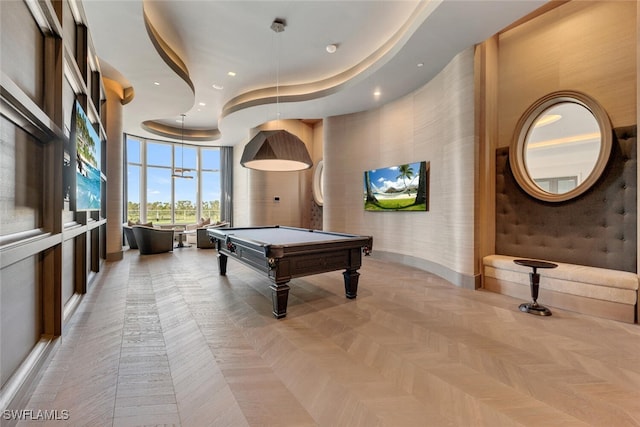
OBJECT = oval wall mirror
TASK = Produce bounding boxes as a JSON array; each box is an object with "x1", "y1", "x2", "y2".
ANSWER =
[
  {"x1": 509, "y1": 91, "x2": 612, "y2": 202},
  {"x1": 312, "y1": 160, "x2": 324, "y2": 206}
]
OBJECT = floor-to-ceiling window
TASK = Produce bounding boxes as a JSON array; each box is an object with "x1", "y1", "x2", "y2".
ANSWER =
[
  {"x1": 125, "y1": 135, "x2": 222, "y2": 225},
  {"x1": 126, "y1": 137, "x2": 142, "y2": 221},
  {"x1": 147, "y1": 141, "x2": 172, "y2": 224},
  {"x1": 172, "y1": 143, "x2": 196, "y2": 224},
  {"x1": 201, "y1": 148, "x2": 221, "y2": 221}
]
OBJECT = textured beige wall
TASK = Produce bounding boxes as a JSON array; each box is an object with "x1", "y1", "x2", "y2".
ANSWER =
[
  {"x1": 233, "y1": 119, "x2": 315, "y2": 228},
  {"x1": 324, "y1": 48, "x2": 477, "y2": 284},
  {"x1": 0, "y1": 256, "x2": 40, "y2": 388},
  {"x1": 0, "y1": 0, "x2": 44, "y2": 108},
  {"x1": 233, "y1": 143, "x2": 250, "y2": 227},
  {"x1": 312, "y1": 121, "x2": 323, "y2": 162},
  {"x1": 104, "y1": 79, "x2": 124, "y2": 260}
]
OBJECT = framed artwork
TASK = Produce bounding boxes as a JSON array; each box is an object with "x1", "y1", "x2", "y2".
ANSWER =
[{"x1": 364, "y1": 161, "x2": 429, "y2": 211}]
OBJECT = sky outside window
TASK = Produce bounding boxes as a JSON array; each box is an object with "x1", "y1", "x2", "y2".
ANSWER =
[
  {"x1": 202, "y1": 171, "x2": 221, "y2": 204},
  {"x1": 175, "y1": 145, "x2": 197, "y2": 171},
  {"x1": 202, "y1": 148, "x2": 220, "y2": 170},
  {"x1": 147, "y1": 166, "x2": 171, "y2": 203},
  {"x1": 148, "y1": 142, "x2": 171, "y2": 166},
  {"x1": 127, "y1": 138, "x2": 141, "y2": 164}
]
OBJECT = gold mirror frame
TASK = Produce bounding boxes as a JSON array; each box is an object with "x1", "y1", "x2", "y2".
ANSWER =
[{"x1": 509, "y1": 91, "x2": 612, "y2": 202}]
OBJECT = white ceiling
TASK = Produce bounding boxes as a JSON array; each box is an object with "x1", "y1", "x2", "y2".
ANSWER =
[{"x1": 82, "y1": 0, "x2": 547, "y2": 146}]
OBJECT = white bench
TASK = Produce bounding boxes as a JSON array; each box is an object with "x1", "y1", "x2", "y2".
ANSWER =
[{"x1": 483, "y1": 255, "x2": 639, "y2": 323}]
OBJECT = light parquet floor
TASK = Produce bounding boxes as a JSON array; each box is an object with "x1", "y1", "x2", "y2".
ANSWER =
[{"x1": 18, "y1": 247, "x2": 640, "y2": 426}]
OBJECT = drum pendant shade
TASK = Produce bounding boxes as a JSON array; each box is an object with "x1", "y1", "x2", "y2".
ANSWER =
[{"x1": 241, "y1": 129, "x2": 312, "y2": 172}]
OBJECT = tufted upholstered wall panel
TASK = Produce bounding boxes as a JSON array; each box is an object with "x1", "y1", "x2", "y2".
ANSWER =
[
  {"x1": 495, "y1": 125, "x2": 637, "y2": 273},
  {"x1": 310, "y1": 201, "x2": 323, "y2": 230}
]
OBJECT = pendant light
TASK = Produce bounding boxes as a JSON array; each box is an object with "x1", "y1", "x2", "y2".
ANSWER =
[
  {"x1": 240, "y1": 18, "x2": 312, "y2": 172},
  {"x1": 172, "y1": 114, "x2": 193, "y2": 179}
]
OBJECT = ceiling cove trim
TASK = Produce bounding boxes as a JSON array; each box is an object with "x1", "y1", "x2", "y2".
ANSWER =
[
  {"x1": 141, "y1": 120, "x2": 221, "y2": 142},
  {"x1": 103, "y1": 77, "x2": 135, "y2": 106},
  {"x1": 142, "y1": 4, "x2": 195, "y2": 94},
  {"x1": 122, "y1": 87, "x2": 135, "y2": 105},
  {"x1": 142, "y1": 2, "x2": 211, "y2": 141},
  {"x1": 220, "y1": 0, "x2": 442, "y2": 120}
]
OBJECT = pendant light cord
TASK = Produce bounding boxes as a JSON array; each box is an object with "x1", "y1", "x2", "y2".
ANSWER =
[{"x1": 270, "y1": 19, "x2": 285, "y2": 125}]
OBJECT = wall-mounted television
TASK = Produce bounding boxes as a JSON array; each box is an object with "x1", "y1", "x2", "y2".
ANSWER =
[
  {"x1": 364, "y1": 161, "x2": 429, "y2": 211},
  {"x1": 71, "y1": 101, "x2": 101, "y2": 210}
]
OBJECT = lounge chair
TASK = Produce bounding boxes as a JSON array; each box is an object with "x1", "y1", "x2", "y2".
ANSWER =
[{"x1": 132, "y1": 226, "x2": 174, "y2": 255}]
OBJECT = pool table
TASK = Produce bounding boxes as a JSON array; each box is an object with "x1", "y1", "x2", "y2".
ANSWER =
[{"x1": 207, "y1": 225, "x2": 373, "y2": 318}]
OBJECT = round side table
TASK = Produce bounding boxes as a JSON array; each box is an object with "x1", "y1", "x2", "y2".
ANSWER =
[{"x1": 513, "y1": 259, "x2": 558, "y2": 316}]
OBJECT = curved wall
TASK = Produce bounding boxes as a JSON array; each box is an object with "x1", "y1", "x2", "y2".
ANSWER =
[
  {"x1": 234, "y1": 119, "x2": 315, "y2": 228},
  {"x1": 104, "y1": 78, "x2": 124, "y2": 261},
  {"x1": 324, "y1": 48, "x2": 477, "y2": 288}
]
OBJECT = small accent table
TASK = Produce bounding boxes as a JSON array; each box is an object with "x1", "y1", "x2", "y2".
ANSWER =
[
  {"x1": 513, "y1": 259, "x2": 558, "y2": 316},
  {"x1": 174, "y1": 229, "x2": 193, "y2": 248}
]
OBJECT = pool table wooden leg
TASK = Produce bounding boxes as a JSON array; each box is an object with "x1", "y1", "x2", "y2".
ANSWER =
[
  {"x1": 343, "y1": 268, "x2": 360, "y2": 299},
  {"x1": 218, "y1": 253, "x2": 227, "y2": 275},
  {"x1": 270, "y1": 282, "x2": 290, "y2": 318}
]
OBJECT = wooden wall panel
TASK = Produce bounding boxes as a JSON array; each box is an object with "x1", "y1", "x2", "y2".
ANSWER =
[
  {"x1": 475, "y1": 37, "x2": 499, "y2": 276},
  {"x1": 324, "y1": 48, "x2": 477, "y2": 285},
  {"x1": 498, "y1": 1, "x2": 637, "y2": 148},
  {"x1": 0, "y1": 256, "x2": 41, "y2": 388}
]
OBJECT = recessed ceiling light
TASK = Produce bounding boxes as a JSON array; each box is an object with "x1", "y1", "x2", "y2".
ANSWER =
[
  {"x1": 154, "y1": 81, "x2": 160, "y2": 85},
  {"x1": 373, "y1": 90, "x2": 381, "y2": 97},
  {"x1": 212, "y1": 84, "x2": 224, "y2": 90},
  {"x1": 199, "y1": 102, "x2": 206, "y2": 106},
  {"x1": 417, "y1": 63, "x2": 424, "y2": 67},
  {"x1": 326, "y1": 44, "x2": 337, "y2": 54},
  {"x1": 227, "y1": 71, "x2": 236, "y2": 77}
]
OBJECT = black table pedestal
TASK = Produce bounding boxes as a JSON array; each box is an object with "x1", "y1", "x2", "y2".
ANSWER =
[{"x1": 514, "y1": 259, "x2": 557, "y2": 317}]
